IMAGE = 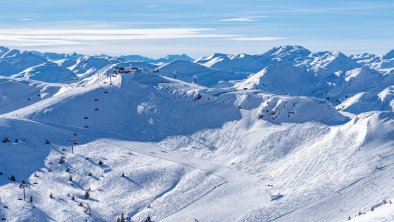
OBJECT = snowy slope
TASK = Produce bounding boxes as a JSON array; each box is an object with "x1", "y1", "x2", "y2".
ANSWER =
[
  {"x1": 0, "y1": 45, "x2": 394, "y2": 222},
  {"x1": 70, "y1": 55, "x2": 122, "y2": 78},
  {"x1": 0, "y1": 50, "x2": 46, "y2": 76},
  {"x1": 0, "y1": 77, "x2": 61, "y2": 115},
  {"x1": 158, "y1": 60, "x2": 248, "y2": 87},
  {"x1": 12, "y1": 62, "x2": 78, "y2": 83}
]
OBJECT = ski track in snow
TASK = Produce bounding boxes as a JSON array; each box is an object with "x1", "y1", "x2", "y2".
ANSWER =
[{"x1": 1, "y1": 45, "x2": 394, "y2": 221}]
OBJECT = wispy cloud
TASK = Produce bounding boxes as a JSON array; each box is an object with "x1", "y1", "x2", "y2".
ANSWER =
[
  {"x1": 19, "y1": 18, "x2": 33, "y2": 21},
  {"x1": 220, "y1": 18, "x2": 258, "y2": 22},
  {"x1": 0, "y1": 28, "x2": 241, "y2": 47},
  {"x1": 232, "y1": 37, "x2": 286, "y2": 41},
  {"x1": 220, "y1": 16, "x2": 267, "y2": 22}
]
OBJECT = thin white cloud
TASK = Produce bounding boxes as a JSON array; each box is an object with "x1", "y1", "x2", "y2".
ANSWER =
[
  {"x1": 0, "y1": 27, "x2": 286, "y2": 50},
  {"x1": 232, "y1": 37, "x2": 286, "y2": 41},
  {"x1": 19, "y1": 18, "x2": 33, "y2": 21},
  {"x1": 220, "y1": 18, "x2": 257, "y2": 22},
  {"x1": 0, "y1": 28, "x2": 240, "y2": 47},
  {"x1": 220, "y1": 16, "x2": 267, "y2": 22}
]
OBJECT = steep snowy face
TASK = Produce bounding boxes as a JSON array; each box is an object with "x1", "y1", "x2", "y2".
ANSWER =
[
  {"x1": 337, "y1": 85, "x2": 394, "y2": 114},
  {"x1": 159, "y1": 54, "x2": 193, "y2": 63},
  {"x1": 310, "y1": 51, "x2": 360, "y2": 78},
  {"x1": 352, "y1": 50, "x2": 394, "y2": 75},
  {"x1": 254, "y1": 94, "x2": 348, "y2": 125},
  {"x1": 12, "y1": 62, "x2": 78, "y2": 83},
  {"x1": 379, "y1": 86, "x2": 394, "y2": 110},
  {"x1": 0, "y1": 50, "x2": 46, "y2": 76},
  {"x1": 158, "y1": 60, "x2": 248, "y2": 87},
  {"x1": 0, "y1": 77, "x2": 61, "y2": 115},
  {"x1": 70, "y1": 55, "x2": 122, "y2": 77},
  {"x1": 343, "y1": 67, "x2": 383, "y2": 93},
  {"x1": 382, "y1": 50, "x2": 394, "y2": 60},
  {"x1": 236, "y1": 64, "x2": 318, "y2": 96},
  {"x1": 0, "y1": 46, "x2": 9, "y2": 57},
  {"x1": 31, "y1": 51, "x2": 81, "y2": 61},
  {"x1": 195, "y1": 53, "x2": 231, "y2": 65},
  {"x1": 195, "y1": 45, "x2": 312, "y2": 73},
  {"x1": 337, "y1": 92, "x2": 383, "y2": 114},
  {"x1": 120, "y1": 54, "x2": 193, "y2": 64},
  {"x1": 263, "y1": 45, "x2": 311, "y2": 63}
]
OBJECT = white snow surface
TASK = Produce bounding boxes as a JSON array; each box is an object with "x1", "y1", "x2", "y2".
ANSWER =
[{"x1": 0, "y1": 45, "x2": 394, "y2": 222}]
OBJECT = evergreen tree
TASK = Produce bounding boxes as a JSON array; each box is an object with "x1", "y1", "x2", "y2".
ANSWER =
[
  {"x1": 120, "y1": 213, "x2": 125, "y2": 222},
  {"x1": 10, "y1": 175, "x2": 16, "y2": 181},
  {"x1": 50, "y1": 193, "x2": 54, "y2": 199},
  {"x1": 85, "y1": 190, "x2": 90, "y2": 199},
  {"x1": 145, "y1": 215, "x2": 152, "y2": 222},
  {"x1": 69, "y1": 175, "x2": 73, "y2": 181},
  {"x1": 30, "y1": 196, "x2": 33, "y2": 203},
  {"x1": 59, "y1": 158, "x2": 65, "y2": 164},
  {"x1": 2, "y1": 137, "x2": 10, "y2": 143}
]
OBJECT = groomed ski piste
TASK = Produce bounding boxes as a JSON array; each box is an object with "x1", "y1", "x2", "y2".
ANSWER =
[{"x1": 0, "y1": 45, "x2": 394, "y2": 222}]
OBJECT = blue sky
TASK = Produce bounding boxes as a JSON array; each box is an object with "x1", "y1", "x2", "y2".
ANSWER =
[{"x1": 0, "y1": 0, "x2": 393, "y2": 57}]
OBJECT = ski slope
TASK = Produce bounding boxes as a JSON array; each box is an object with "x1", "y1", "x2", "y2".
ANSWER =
[{"x1": 0, "y1": 45, "x2": 394, "y2": 222}]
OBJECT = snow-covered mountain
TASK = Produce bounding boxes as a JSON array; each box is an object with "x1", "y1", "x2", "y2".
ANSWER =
[
  {"x1": 12, "y1": 62, "x2": 77, "y2": 83},
  {"x1": 157, "y1": 60, "x2": 248, "y2": 87},
  {"x1": 0, "y1": 45, "x2": 394, "y2": 222},
  {"x1": 120, "y1": 53, "x2": 193, "y2": 64}
]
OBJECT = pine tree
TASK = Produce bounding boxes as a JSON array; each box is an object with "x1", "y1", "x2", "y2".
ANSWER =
[
  {"x1": 2, "y1": 137, "x2": 10, "y2": 143},
  {"x1": 69, "y1": 175, "x2": 73, "y2": 181},
  {"x1": 50, "y1": 193, "x2": 54, "y2": 199},
  {"x1": 85, "y1": 190, "x2": 90, "y2": 199},
  {"x1": 72, "y1": 195, "x2": 75, "y2": 201},
  {"x1": 45, "y1": 139, "x2": 50, "y2": 144},
  {"x1": 98, "y1": 160, "x2": 103, "y2": 166},
  {"x1": 120, "y1": 213, "x2": 125, "y2": 222},
  {"x1": 30, "y1": 196, "x2": 33, "y2": 203},
  {"x1": 10, "y1": 175, "x2": 16, "y2": 181},
  {"x1": 145, "y1": 215, "x2": 152, "y2": 222},
  {"x1": 121, "y1": 172, "x2": 125, "y2": 177},
  {"x1": 59, "y1": 158, "x2": 65, "y2": 164}
]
